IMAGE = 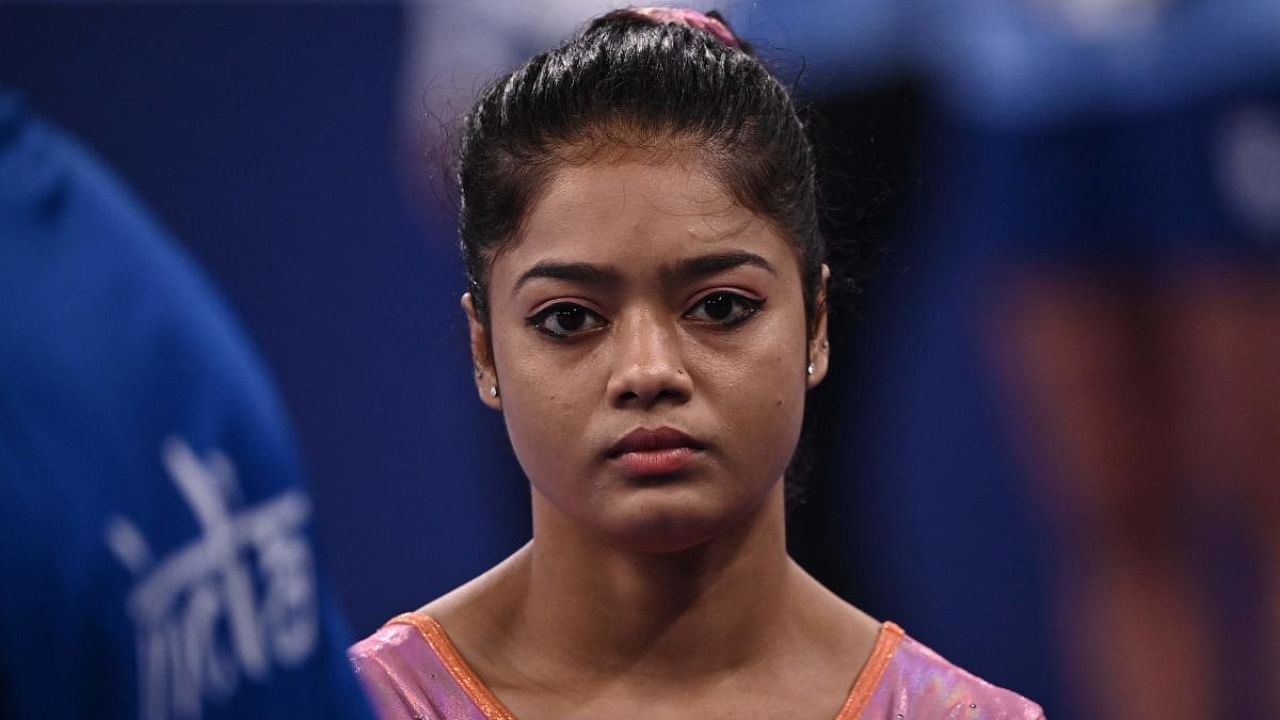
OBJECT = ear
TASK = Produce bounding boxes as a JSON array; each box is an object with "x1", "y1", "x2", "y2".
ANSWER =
[
  {"x1": 806, "y1": 264, "x2": 831, "y2": 390},
  {"x1": 462, "y1": 293, "x2": 502, "y2": 411}
]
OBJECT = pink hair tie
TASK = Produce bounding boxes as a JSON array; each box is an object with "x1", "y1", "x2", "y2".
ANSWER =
[{"x1": 633, "y1": 7, "x2": 742, "y2": 49}]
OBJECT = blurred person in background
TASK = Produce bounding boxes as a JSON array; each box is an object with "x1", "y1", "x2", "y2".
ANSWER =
[
  {"x1": 841, "y1": 1, "x2": 1280, "y2": 718},
  {"x1": 0, "y1": 89, "x2": 372, "y2": 720}
]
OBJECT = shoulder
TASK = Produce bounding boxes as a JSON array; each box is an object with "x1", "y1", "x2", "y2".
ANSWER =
[
  {"x1": 349, "y1": 615, "x2": 496, "y2": 720},
  {"x1": 349, "y1": 620, "x2": 428, "y2": 670},
  {"x1": 849, "y1": 624, "x2": 1045, "y2": 720}
]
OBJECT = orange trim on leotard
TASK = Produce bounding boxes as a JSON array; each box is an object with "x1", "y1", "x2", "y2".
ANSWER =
[
  {"x1": 391, "y1": 612, "x2": 903, "y2": 720},
  {"x1": 389, "y1": 612, "x2": 519, "y2": 720},
  {"x1": 833, "y1": 622, "x2": 905, "y2": 720}
]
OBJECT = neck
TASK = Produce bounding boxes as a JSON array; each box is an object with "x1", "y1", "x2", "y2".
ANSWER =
[{"x1": 504, "y1": 483, "x2": 796, "y2": 682}]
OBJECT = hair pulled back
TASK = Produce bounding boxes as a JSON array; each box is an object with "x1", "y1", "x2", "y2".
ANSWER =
[{"x1": 458, "y1": 8, "x2": 824, "y2": 327}]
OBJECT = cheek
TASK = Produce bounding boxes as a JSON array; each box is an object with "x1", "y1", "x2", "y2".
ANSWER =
[
  {"x1": 741, "y1": 351, "x2": 806, "y2": 442},
  {"x1": 492, "y1": 330, "x2": 600, "y2": 473},
  {"x1": 702, "y1": 314, "x2": 809, "y2": 465}
]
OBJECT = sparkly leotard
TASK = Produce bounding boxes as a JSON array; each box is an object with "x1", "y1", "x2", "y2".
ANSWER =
[{"x1": 350, "y1": 613, "x2": 1044, "y2": 719}]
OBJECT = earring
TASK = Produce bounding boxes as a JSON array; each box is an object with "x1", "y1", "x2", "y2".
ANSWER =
[
  {"x1": 489, "y1": 385, "x2": 499, "y2": 398},
  {"x1": 806, "y1": 363, "x2": 815, "y2": 376}
]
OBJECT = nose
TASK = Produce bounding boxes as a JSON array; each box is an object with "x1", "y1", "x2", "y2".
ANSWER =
[{"x1": 606, "y1": 310, "x2": 693, "y2": 409}]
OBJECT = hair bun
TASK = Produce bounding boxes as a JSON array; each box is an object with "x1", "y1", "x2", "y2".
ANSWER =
[{"x1": 630, "y1": 7, "x2": 744, "y2": 50}]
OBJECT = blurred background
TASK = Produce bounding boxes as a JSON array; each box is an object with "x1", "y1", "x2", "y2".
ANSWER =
[{"x1": 3, "y1": 1, "x2": 1279, "y2": 718}]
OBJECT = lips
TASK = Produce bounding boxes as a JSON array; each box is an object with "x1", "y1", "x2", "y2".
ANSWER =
[{"x1": 607, "y1": 427, "x2": 705, "y2": 477}]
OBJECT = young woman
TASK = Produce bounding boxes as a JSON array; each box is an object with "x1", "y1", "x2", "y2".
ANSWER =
[{"x1": 350, "y1": 8, "x2": 1044, "y2": 719}]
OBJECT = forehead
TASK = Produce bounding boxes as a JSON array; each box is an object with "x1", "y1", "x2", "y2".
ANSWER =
[{"x1": 494, "y1": 157, "x2": 796, "y2": 280}]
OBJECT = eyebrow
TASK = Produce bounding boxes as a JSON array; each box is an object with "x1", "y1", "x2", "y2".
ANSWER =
[
  {"x1": 512, "y1": 251, "x2": 776, "y2": 296},
  {"x1": 663, "y1": 251, "x2": 776, "y2": 282},
  {"x1": 513, "y1": 261, "x2": 623, "y2": 296}
]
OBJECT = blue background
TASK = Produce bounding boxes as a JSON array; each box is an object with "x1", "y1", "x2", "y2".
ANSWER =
[{"x1": 7, "y1": 3, "x2": 1280, "y2": 717}]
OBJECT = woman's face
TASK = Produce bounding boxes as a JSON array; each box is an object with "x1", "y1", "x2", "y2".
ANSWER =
[{"x1": 465, "y1": 153, "x2": 828, "y2": 553}]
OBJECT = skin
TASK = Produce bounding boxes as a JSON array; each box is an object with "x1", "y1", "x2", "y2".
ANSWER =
[{"x1": 425, "y1": 150, "x2": 880, "y2": 720}]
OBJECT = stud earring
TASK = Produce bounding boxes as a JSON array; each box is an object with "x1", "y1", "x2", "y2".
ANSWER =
[
  {"x1": 806, "y1": 363, "x2": 815, "y2": 376},
  {"x1": 489, "y1": 385, "x2": 499, "y2": 398}
]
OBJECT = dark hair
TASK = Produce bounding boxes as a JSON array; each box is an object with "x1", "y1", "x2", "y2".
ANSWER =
[{"x1": 457, "y1": 8, "x2": 825, "y2": 333}]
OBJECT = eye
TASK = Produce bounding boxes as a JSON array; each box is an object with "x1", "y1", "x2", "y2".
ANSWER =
[
  {"x1": 684, "y1": 291, "x2": 763, "y2": 326},
  {"x1": 528, "y1": 302, "x2": 609, "y2": 338}
]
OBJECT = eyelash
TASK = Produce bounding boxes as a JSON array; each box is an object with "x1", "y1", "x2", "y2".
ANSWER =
[
  {"x1": 684, "y1": 291, "x2": 765, "y2": 327},
  {"x1": 527, "y1": 303, "x2": 609, "y2": 339},
  {"x1": 526, "y1": 292, "x2": 764, "y2": 340}
]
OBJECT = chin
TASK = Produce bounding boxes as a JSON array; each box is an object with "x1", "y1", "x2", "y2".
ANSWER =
[
  {"x1": 594, "y1": 488, "x2": 765, "y2": 555},
  {"x1": 608, "y1": 520, "x2": 722, "y2": 555}
]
